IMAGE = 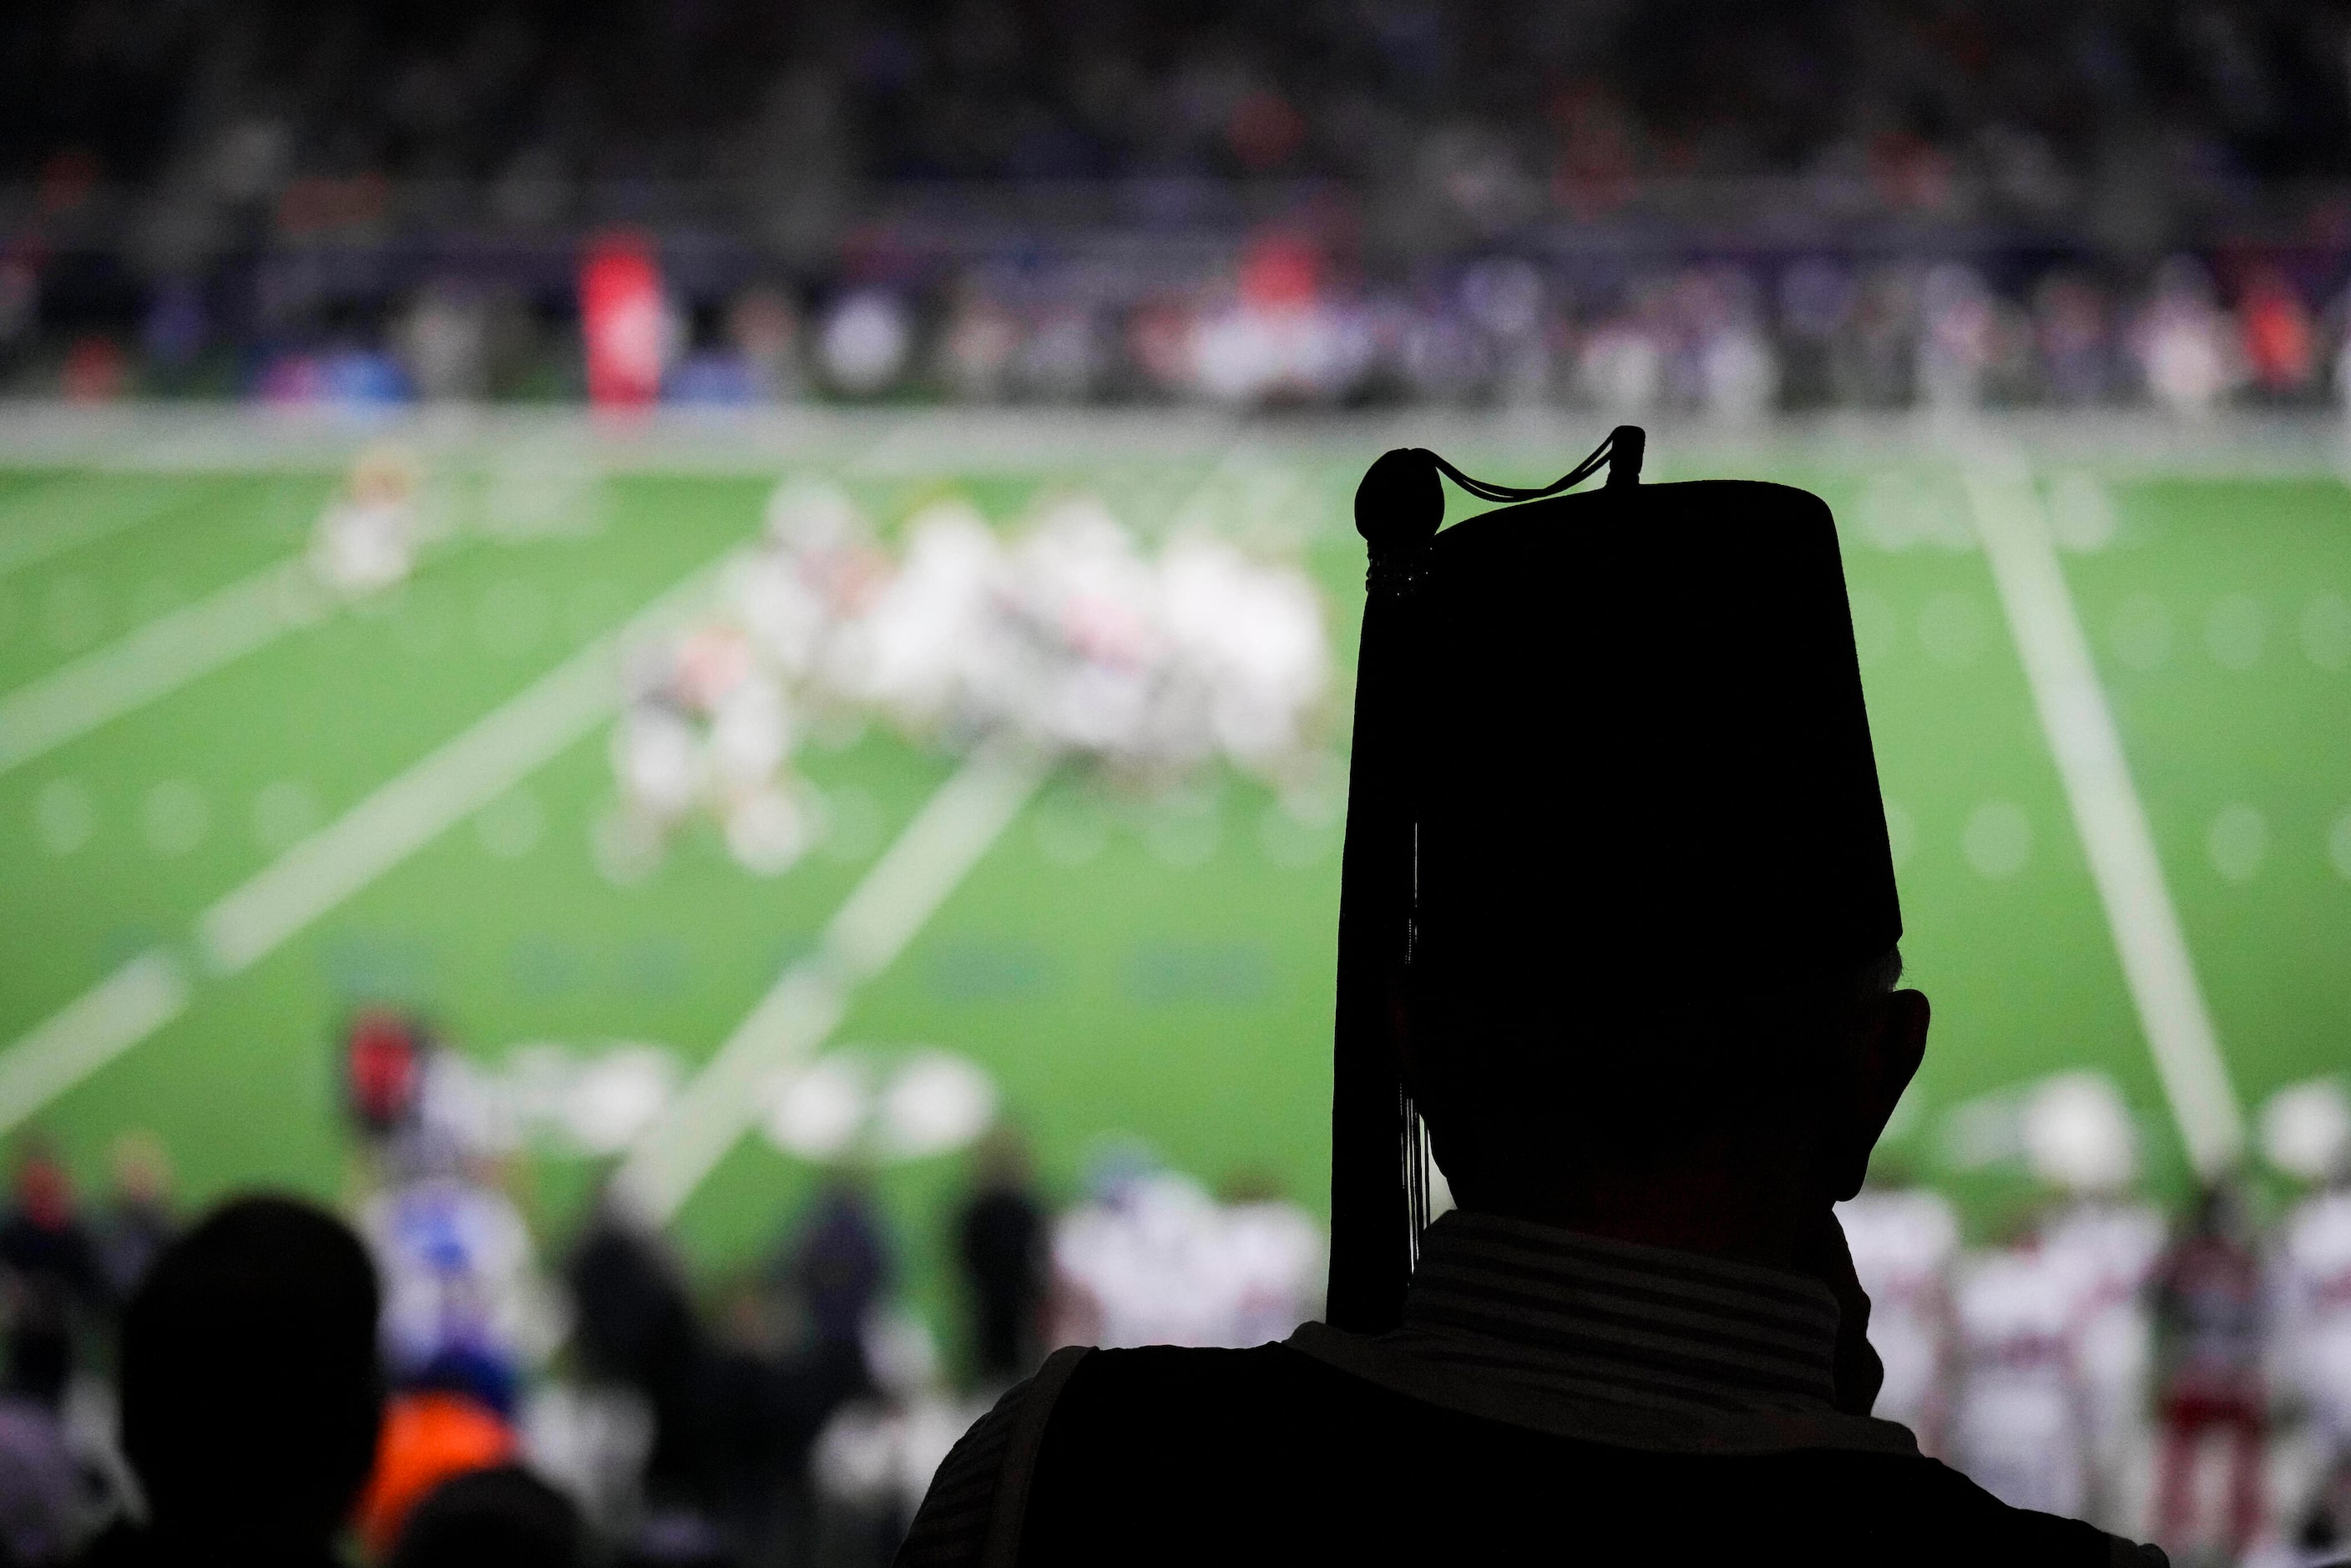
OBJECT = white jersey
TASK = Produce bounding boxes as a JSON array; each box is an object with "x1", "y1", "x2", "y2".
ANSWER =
[
  {"x1": 312, "y1": 497, "x2": 415, "y2": 594},
  {"x1": 845, "y1": 504, "x2": 1007, "y2": 728},
  {"x1": 363, "y1": 1176, "x2": 547, "y2": 1378},
  {"x1": 1837, "y1": 1187, "x2": 1958, "y2": 1439},
  {"x1": 1051, "y1": 1176, "x2": 1327, "y2": 1351},
  {"x1": 2042, "y1": 1201, "x2": 2162, "y2": 1431},
  {"x1": 1155, "y1": 536, "x2": 1329, "y2": 774},
  {"x1": 1052, "y1": 1175, "x2": 1231, "y2": 1350},
  {"x1": 1951, "y1": 1243, "x2": 2088, "y2": 1520},
  {"x1": 2275, "y1": 1188, "x2": 2351, "y2": 1448},
  {"x1": 1214, "y1": 1200, "x2": 1325, "y2": 1348}
]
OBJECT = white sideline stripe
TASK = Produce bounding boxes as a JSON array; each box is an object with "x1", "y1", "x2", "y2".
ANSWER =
[
  {"x1": 0, "y1": 479, "x2": 197, "y2": 577},
  {"x1": 197, "y1": 564, "x2": 721, "y2": 974},
  {"x1": 0, "y1": 953, "x2": 189, "y2": 1138},
  {"x1": 0, "y1": 561, "x2": 306, "y2": 773},
  {"x1": 1963, "y1": 453, "x2": 2247, "y2": 1175},
  {"x1": 616, "y1": 742, "x2": 1050, "y2": 1222}
]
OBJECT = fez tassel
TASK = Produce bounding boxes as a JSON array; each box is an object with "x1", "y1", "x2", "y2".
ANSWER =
[{"x1": 1327, "y1": 427, "x2": 1644, "y2": 1334}]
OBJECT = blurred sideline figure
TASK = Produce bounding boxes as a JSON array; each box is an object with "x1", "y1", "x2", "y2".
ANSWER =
[
  {"x1": 344, "y1": 1011, "x2": 554, "y2": 1417},
  {"x1": 1046, "y1": 1152, "x2": 1322, "y2": 1353},
  {"x1": 1837, "y1": 1157, "x2": 1959, "y2": 1453},
  {"x1": 0, "y1": 1144, "x2": 101, "y2": 1413},
  {"x1": 2028, "y1": 1074, "x2": 2165, "y2": 1532},
  {"x1": 2151, "y1": 1181, "x2": 2268, "y2": 1560},
  {"x1": 93, "y1": 1134, "x2": 174, "y2": 1311},
  {"x1": 900, "y1": 437, "x2": 2165, "y2": 1564},
  {"x1": 955, "y1": 1130, "x2": 1046, "y2": 1390},
  {"x1": 75, "y1": 1196, "x2": 382, "y2": 1568},
  {"x1": 2270, "y1": 1080, "x2": 2351, "y2": 1554},
  {"x1": 340, "y1": 1009, "x2": 558, "y2": 1554}
]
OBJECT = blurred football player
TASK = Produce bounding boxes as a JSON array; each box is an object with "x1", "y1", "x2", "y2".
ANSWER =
[
  {"x1": 1049, "y1": 1164, "x2": 1229, "y2": 1352},
  {"x1": 610, "y1": 620, "x2": 812, "y2": 876},
  {"x1": 312, "y1": 444, "x2": 422, "y2": 595},
  {"x1": 732, "y1": 478, "x2": 889, "y2": 694},
  {"x1": 845, "y1": 498, "x2": 1007, "y2": 732},
  {"x1": 1155, "y1": 534, "x2": 1330, "y2": 782},
  {"x1": 2269, "y1": 1081, "x2": 2351, "y2": 1493},
  {"x1": 345, "y1": 1008, "x2": 431, "y2": 1141},
  {"x1": 1837, "y1": 1162, "x2": 1959, "y2": 1452},
  {"x1": 356, "y1": 1039, "x2": 553, "y2": 1422},
  {"x1": 2024, "y1": 1072, "x2": 2166, "y2": 1530},
  {"x1": 1950, "y1": 1222, "x2": 2092, "y2": 1520},
  {"x1": 996, "y1": 496, "x2": 1165, "y2": 763},
  {"x1": 1211, "y1": 1171, "x2": 1325, "y2": 1350}
]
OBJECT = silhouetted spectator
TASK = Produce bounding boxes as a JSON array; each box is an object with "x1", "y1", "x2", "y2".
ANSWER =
[
  {"x1": 564, "y1": 1201, "x2": 712, "y2": 1508},
  {"x1": 0, "y1": 1394, "x2": 83, "y2": 1565},
  {"x1": 0, "y1": 1145, "x2": 102, "y2": 1410},
  {"x1": 956, "y1": 1132, "x2": 1044, "y2": 1385},
  {"x1": 387, "y1": 1464, "x2": 583, "y2": 1568},
  {"x1": 901, "y1": 438, "x2": 2163, "y2": 1565},
  {"x1": 92, "y1": 1135, "x2": 173, "y2": 1313},
  {"x1": 76, "y1": 1194, "x2": 382, "y2": 1568},
  {"x1": 784, "y1": 1181, "x2": 892, "y2": 1353}
]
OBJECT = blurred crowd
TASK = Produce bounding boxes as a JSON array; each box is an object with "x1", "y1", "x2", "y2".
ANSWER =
[
  {"x1": 1, "y1": 1022, "x2": 2349, "y2": 1562},
  {"x1": 0, "y1": 1011, "x2": 1326, "y2": 1567},
  {"x1": 8, "y1": 3, "x2": 2351, "y2": 409},
  {"x1": 18, "y1": 240, "x2": 2351, "y2": 418},
  {"x1": 8, "y1": 1, "x2": 2349, "y2": 205}
]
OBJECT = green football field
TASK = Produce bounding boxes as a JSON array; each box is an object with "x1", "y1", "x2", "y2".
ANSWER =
[{"x1": 0, "y1": 412, "x2": 2344, "y2": 1360}]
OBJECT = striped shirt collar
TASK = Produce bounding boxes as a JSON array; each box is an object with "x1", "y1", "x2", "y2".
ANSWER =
[{"x1": 1390, "y1": 1209, "x2": 1843, "y2": 1416}]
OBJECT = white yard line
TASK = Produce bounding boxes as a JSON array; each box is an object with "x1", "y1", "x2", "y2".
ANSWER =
[
  {"x1": 0, "y1": 559, "x2": 314, "y2": 774},
  {"x1": 0, "y1": 953, "x2": 190, "y2": 1139},
  {"x1": 615, "y1": 741, "x2": 1049, "y2": 1222},
  {"x1": 1962, "y1": 447, "x2": 2247, "y2": 1175}
]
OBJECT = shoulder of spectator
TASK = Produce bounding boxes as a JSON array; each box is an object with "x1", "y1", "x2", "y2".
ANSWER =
[{"x1": 896, "y1": 1345, "x2": 1091, "y2": 1568}]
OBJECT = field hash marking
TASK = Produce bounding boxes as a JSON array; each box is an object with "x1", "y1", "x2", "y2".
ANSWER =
[
  {"x1": 617, "y1": 741, "x2": 1050, "y2": 1222},
  {"x1": 0, "y1": 953, "x2": 189, "y2": 1139},
  {"x1": 1964, "y1": 455, "x2": 2247, "y2": 1175},
  {"x1": 0, "y1": 560, "x2": 318, "y2": 774}
]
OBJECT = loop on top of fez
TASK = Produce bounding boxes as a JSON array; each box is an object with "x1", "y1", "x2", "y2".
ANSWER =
[{"x1": 1353, "y1": 425, "x2": 1646, "y2": 568}]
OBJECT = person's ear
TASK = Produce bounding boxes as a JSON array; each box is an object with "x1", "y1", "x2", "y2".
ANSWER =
[{"x1": 1823, "y1": 989, "x2": 1929, "y2": 1201}]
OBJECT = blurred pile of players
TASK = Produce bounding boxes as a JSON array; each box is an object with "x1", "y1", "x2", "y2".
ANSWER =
[
  {"x1": 610, "y1": 476, "x2": 1331, "y2": 877},
  {"x1": 0, "y1": 1016, "x2": 2348, "y2": 1564}
]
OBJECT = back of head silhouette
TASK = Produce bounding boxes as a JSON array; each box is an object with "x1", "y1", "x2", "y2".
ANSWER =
[
  {"x1": 387, "y1": 1465, "x2": 584, "y2": 1568},
  {"x1": 120, "y1": 1194, "x2": 383, "y2": 1554},
  {"x1": 1332, "y1": 431, "x2": 1900, "y2": 1328}
]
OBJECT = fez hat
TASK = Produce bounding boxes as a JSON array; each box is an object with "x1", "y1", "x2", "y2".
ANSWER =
[{"x1": 1327, "y1": 429, "x2": 1901, "y2": 1333}]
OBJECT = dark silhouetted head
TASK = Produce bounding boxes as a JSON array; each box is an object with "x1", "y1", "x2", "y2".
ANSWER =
[
  {"x1": 119, "y1": 1194, "x2": 383, "y2": 1556},
  {"x1": 387, "y1": 1465, "x2": 583, "y2": 1568},
  {"x1": 1339, "y1": 477, "x2": 1928, "y2": 1291}
]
